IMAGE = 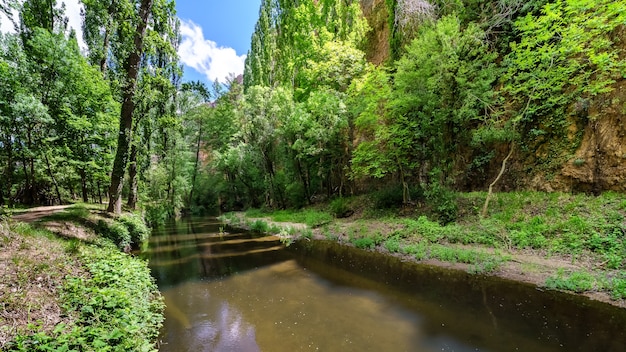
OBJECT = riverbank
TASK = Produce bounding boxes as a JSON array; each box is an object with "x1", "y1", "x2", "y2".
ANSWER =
[
  {"x1": 0, "y1": 205, "x2": 163, "y2": 351},
  {"x1": 220, "y1": 191, "x2": 626, "y2": 308}
]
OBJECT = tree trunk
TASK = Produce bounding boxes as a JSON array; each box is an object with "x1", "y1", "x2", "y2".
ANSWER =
[
  {"x1": 4, "y1": 137, "x2": 14, "y2": 206},
  {"x1": 127, "y1": 143, "x2": 138, "y2": 209},
  {"x1": 43, "y1": 152, "x2": 62, "y2": 205},
  {"x1": 482, "y1": 144, "x2": 514, "y2": 218},
  {"x1": 107, "y1": 0, "x2": 154, "y2": 214},
  {"x1": 79, "y1": 167, "x2": 89, "y2": 203},
  {"x1": 188, "y1": 126, "x2": 202, "y2": 207},
  {"x1": 98, "y1": 180, "x2": 103, "y2": 204}
]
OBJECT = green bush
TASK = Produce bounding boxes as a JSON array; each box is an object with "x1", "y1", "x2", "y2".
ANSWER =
[
  {"x1": 353, "y1": 237, "x2": 376, "y2": 249},
  {"x1": 610, "y1": 277, "x2": 626, "y2": 300},
  {"x1": 143, "y1": 203, "x2": 169, "y2": 227},
  {"x1": 424, "y1": 181, "x2": 458, "y2": 224},
  {"x1": 285, "y1": 182, "x2": 307, "y2": 208},
  {"x1": 117, "y1": 213, "x2": 150, "y2": 246},
  {"x1": 384, "y1": 236, "x2": 401, "y2": 252},
  {"x1": 371, "y1": 184, "x2": 404, "y2": 209},
  {"x1": 545, "y1": 270, "x2": 596, "y2": 293},
  {"x1": 96, "y1": 220, "x2": 131, "y2": 251},
  {"x1": 250, "y1": 219, "x2": 270, "y2": 233},
  {"x1": 401, "y1": 242, "x2": 429, "y2": 260},
  {"x1": 329, "y1": 197, "x2": 352, "y2": 218}
]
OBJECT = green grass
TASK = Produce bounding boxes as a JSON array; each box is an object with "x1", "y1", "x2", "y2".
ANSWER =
[
  {"x1": 236, "y1": 191, "x2": 626, "y2": 298},
  {"x1": 245, "y1": 208, "x2": 333, "y2": 227},
  {"x1": 41, "y1": 206, "x2": 152, "y2": 250},
  {"x1": 4, "y1": 219, "x2": 163, "y2": 351},
  {"x1": 7, "y1": 243, "x2": 163, "y2": 351},
  {"x1": 545, "y1": 269, "x2": 597, "y2": 293},
  {"x1": 400, "y1": 192, "x2": 626, "y2": 269}
]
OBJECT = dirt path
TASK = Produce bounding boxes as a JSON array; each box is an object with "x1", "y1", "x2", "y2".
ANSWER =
[{"x1": 10, "y1": 205, "x2": 74, "y2": 223}]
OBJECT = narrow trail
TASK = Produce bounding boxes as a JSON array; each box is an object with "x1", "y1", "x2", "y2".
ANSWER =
[{"x1": 11, "y1": 205, "x2": 74, "y2": 223}]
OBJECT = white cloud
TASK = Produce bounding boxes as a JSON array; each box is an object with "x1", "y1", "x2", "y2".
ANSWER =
[
  {"x1": 178, "y1": 19, "x2": 246, "y2": 83},
  {"x1": 0, "y1": 7, "x2": 18, "y2": 33},
  {"x1": 0, "y1": 0, "x2": 85, "y2": 49},
  {"x1": 63, "y1": 0, "x2": 86, "y2": 50}
]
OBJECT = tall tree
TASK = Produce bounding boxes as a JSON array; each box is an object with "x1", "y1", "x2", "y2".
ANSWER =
[{"x1": 107, "y1": 0, "x2": 154, "y2": 213}]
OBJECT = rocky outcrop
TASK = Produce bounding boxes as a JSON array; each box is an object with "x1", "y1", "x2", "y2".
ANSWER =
[{"x1": 360, "y1": 0, "x2": 390, "y2": 65}]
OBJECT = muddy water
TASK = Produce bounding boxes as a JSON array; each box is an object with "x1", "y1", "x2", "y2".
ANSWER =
[{"x1": 143, "y1": 218, "x2": 626, "y2": 352}]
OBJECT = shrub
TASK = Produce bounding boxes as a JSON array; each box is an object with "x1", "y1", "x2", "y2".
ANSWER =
[
  {"x1": 424, "y1": 182, "x2": 458, "y2": 224},
  {"x1": 401, "y1": 242, "x2": 428, "y2": 260},
  {"x1": 384, "y1": 237, "x2": 401, "y2": 252},
  {"x1": 117, "y1": 213, "x2": 150, "y2": 246},
  {"x1": 545, "y1": 270, "x2": 595, "y2": 293},
  {"x1": 143, "y1": 203, "x2": 169, "y2": 227},
  {"x1": 6, "y1": 242, "x2": 164, "y2": 351},
  {"x1": 610, "y1": 277, "x2": 626, "y2": 300},
  {"x1": 329, "y1": 197, "x2": 352, "y2": 218},
  {"x1": 250, "y1": 219, "x2": 269, "y2": 233},
  {"x1": 353, "y1": 237, "x2": 376, "y2": 249},
  {"x1": 96, "y1": 220, "x2": 131, "y2": 251}
]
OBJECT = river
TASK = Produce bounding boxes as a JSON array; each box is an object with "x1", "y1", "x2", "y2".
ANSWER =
[{"x1": 142, "y1": 217, "x2": 626, "y2": 351}]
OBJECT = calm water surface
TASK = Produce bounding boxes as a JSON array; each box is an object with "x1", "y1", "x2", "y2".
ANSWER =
[{"x1": 143, "y1": 217, "x2": 626, "y2": 352}]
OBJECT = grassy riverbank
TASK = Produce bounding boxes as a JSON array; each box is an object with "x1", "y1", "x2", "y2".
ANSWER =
[
  {"x1": 222, "y1": 191, "x2": 626, "y2": 307},
  {"x1": 0, "y1": 205, "x2": 163, "y2": 351}
]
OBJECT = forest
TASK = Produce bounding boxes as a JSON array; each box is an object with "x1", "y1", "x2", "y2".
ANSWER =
[{"x1": 1, "y1": 0, "x2": 625, "y2": 225}]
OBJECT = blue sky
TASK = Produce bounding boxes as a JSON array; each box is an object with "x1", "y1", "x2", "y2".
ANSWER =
[
  {"x1": 1, "y1": 0, "x2": 262, "y2": 85},
  {"x1": 176, "y1": 0, "x2": 262, "y2": 85}
]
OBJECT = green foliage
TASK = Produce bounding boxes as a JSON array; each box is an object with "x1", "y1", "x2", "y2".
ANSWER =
[
  {"x1": 96, "y1": 220, "x2": 131, "y2": 251},
  {"x1": 609, "y1": 276, "x2": 626, "y2": 300},
  {"x1": 329, "y1": 197, "x2": 352, "y2": 218},
  {"x1": 507, "y1": 216, "x2": 549, "y2": 249},
  {"x1": 250, "y1": 219, "x2": 270, "y2": 233},
  {"x1": 401, "y1": 242, "x2": 428, "y2": 260},
  {"x1": 271, "y1": 209, "x2": 332, "y2": 228},
  {"x1": 92, "y1": 213, "x2": 150, "y2": 250},
  {"x1": 545, "y1": 270, "x2": 596, "y2": 293},
  {"x1": 350, "y1": 67, "x2": 396, "y2": 179},
  {"x1": 502, "y1": 0, "x2": 626, "y2": 168},
  {"x1": 5, "y1": 234, "x2": 163, "y2": 351},
  {"x1": 352, "y1": 237, "x2": 379, "y2": 250},
  {"x1": 383, "y1": 235, "x2": 401, "y2": 252},
  {"x1": 244, "y1": 0, "x2": 368, "y2": 90},
  {"x1": 117, "y1": 213, "x2": 150, "y2": 245},
  {"x1": 143, "y1": 203, "x2": 170, "y2": 228},
  {"x1": 370, "y1": 184, "x2": 405, "y2": 209},
  {"x1": 392, "y1": 15, "x2": 498, "y2": 179},
  {"x1": 424, "y1": 179, "x2": 458, "y2": 224}
]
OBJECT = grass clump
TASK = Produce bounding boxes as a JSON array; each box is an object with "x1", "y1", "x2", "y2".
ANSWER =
[
  {"x1": 352, "y1": 237, "x2": 378, "y2": 249},
  {"x1": 329, "y1": 197, "x2": 352, "y2": 218},
  {"x1": 250, "y1": 219, "x2": 270, "y2": 233},
  {"x1": 545, "y1": 270, "x2": 596, "y2": 293},
  {"x1": 608, "y1": 276, "x2": 626, "y2": 300},
  {"x1": 245, "y1": 208, "x2": 332, "y2": 228}
]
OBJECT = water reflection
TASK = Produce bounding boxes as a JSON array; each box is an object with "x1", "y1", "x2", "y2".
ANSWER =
[
  {"x1": 160, "y1": 260, "x2": 422, "y2": 351},
  {"x1": 144, "y1": 218, "x2": 626, "y2": 352}
]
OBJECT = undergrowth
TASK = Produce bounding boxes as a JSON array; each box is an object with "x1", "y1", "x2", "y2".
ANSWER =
[
  {"x1": 230, "y1": 191, "x2": 626, "y2": 300},
  {"x1": 6, "y1": 242, "x2": 163, "y2": 352},
  {"x1": 4, "y1": 208, "x2": 163, "y2": 351},
  {"x1": 245, "y1": 208, "x2": 332, "y2": 227}
]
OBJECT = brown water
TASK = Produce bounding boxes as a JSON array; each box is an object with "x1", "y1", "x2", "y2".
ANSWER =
[{"x1": 143, "y1": 218, "x2": 626, "y2": 352}]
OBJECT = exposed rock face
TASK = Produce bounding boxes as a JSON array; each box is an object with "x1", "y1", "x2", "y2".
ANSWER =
[
  {"x1": 559, "y1": 80, "x2": 626, "y2": 192},
  {"x1": 361, "y1": 0, "x2": 390, "y2": 65}
]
